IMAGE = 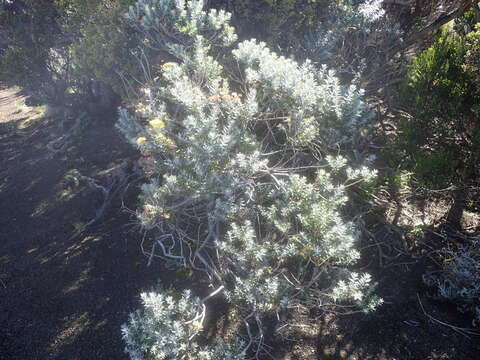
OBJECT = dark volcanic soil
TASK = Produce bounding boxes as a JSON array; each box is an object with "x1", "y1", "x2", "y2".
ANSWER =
[
  {"x1": 0, "y1": 87, "x2": 165, "y2": 359},
  {"x1": 1, "y1": 86, "x2": 479, "y2": 359}
]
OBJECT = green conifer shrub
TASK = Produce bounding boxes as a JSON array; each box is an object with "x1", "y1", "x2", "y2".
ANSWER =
[
  {"x1": 396, "y1": 25, "x2": 480, "y2": 326},
  {"x1": 395, "y1": 27, "x2": 480, "y2": 226},
  {"x1": 118, "y1": 0, "x2": 381, "y2": 357},
  {"x1": 0, "y1": 0, "x2": 139, "y2": 104},
  {"x1": 67, "y1": 0, "x2": 140, "y2": 98},
  {"x1": 0, "y1": 1, "x2": 64, "y2": 101}
]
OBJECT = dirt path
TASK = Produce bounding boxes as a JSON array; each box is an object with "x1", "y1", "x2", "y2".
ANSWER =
[{"x1": 0, "y1": 87, "x2": 162, "y2": 359}]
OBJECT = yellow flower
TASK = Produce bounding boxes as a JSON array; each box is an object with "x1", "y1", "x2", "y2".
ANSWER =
[
  {"x1": 162, "y1": 212, "x2": 171, "y2": 220},
  {"x1": 136, "y1": 103, "x2": 149, "y2": 115},
  {"x1": 161, "y1": 62, "x2": 177, "y2": 71},
  {"x1": 191, "y1": 321, "x2": 203, "y2": 331},
  {"x1": 149, "y1": 117, "x2": 165, "y2": 129},
  {"x1": 155, "y1": 134, "x2": 176, "y2": 149},
  {"x1": 136, "y1": 136, "x2": 147, "y2": 145},
  {"x1": 299, "y1": 245, "x2": 312, "y2": 259}
]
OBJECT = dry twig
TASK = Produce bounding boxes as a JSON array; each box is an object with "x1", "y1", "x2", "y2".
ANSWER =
[{"x1": 417, "y1": 293, "x2": 480, "y2": 339}]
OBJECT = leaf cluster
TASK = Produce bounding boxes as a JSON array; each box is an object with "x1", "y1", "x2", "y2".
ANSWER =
[{"x1": 396, "y1": 27, "x2": 480, "y2": 188}]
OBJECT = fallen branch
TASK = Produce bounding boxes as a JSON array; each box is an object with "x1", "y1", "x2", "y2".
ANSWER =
[
  {"x1": 383, "y1": 0, "x2": 413, "y2": 6},
  {"x1": 47, "y1": 111, "x2": 89, "y2": 154},
  {"x1": 68, "y1": 161, "x2": 136, "y2": 239},
  {"x1": 390, "y1": 1, "x2": 474, "y2": 54},
  {"x1": 417, "y1": 293, "x2": 480, "y2": 338}
]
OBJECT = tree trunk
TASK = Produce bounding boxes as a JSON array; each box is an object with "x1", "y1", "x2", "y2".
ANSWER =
[
  {"x1": 474, "y1": 2, "x2": 480, "y2": 23},
  {"x1": 85, "y1": 80, "x2": 120, "y2": 122},
  {"x1": 390, "y1": 0, "x2": 473, "y2": 54},
  {"x1": 447, "y1": 145, "x2": 478, "y2": 229},
  {"x1": 446, "y1": 187, "x2": 467, "y2": 229}
]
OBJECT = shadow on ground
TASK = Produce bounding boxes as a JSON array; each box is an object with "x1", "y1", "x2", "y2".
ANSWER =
[
  {"x1": 269, "y1": 222, "x2": 480, "y2": 359},
  {"x1": 0, "y1": 87, "x2": 165, "y2": 359}
]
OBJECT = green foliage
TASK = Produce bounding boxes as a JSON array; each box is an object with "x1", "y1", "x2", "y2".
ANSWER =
[
  {"x1": 304, "y1": 0, "x2": 387, "y2": 65},
  {"x1": 0, "y1": 0, "x2": 391, "y2": 103},
  {"x1": 118, "y1": 0, "x2": 381, "y2": 356},
  {"x1": 212, "y1": 0, "x2": 391, "y2": 75},
  {"x1": 0, "y1": 0, "x2": 139, "y2": 103},
  {"x1": 396, "y1": 28, "x2": 480, "y2": 189},
  {"x1": 398, "y1": 26, "x2": 480, "y2": 326},
  {"x1": 464, "y1": 24, "x2": 480, "y2": 85},
  {"x1": 212, "y1": 0, "x2": 323, "y2": 48},
  {"x1": 0, "y1": 1, "x2": 60, "y2": 91},
  {"x1": 68, "y1": 0, "x2": 139, "y2": 96},
  {"x1": 453, "y1": 7, "x2": 479, "y2": 35}
]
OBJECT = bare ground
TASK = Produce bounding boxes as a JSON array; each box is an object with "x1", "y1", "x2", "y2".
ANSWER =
[{"x1": 0, "y1": 86, "x2": 164, "y2": 359}]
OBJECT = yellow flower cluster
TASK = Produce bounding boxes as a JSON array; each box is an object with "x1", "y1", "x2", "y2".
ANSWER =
[
  {"x1": 136, "y1": 136, "x2": 147, "y2": 145},
  {"x1": 191, "y1": 321, "x2": 203, "y2": 331},
  {"x1": 149, "y1": 117, "x2": 165, "y2": 129},
  {"x1": 161, "y1": 212, "x2": 171, "y2": 220},
  {"x1": 155, "y1": 134, "x2": 176, "y2": 149},
  {"x1": 141, "y1": 204, "x2": 172, "y2": 221},
  {"x1": 136, "y1": 103, "x2": 150, "y2": 115},
  {"x1": 141, "y1": 204, "x2": 160, "y2": 222},
  {"x1": 208, "y1": 88, "x2": 241, "y2": 103},
  {"x1": 299, "y1": 245, "x2": 313, "y2": 259},
  {"x1": 161, "y1": 62, "x2": 177, "y2": 71}
]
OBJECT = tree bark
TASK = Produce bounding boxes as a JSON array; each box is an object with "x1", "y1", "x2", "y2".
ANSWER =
[
  {"x1": 85, "y1": 80, "x2": 120, "y2": 121},
  {"x1": 446, "y1": 187, "x2": 467, "y2": 229},
  {"x1": 474, "y1": 2, "x2": 480, "y2": 23},
  {"x1": 446, "y1": 142, "x2": 479, "y2": 230},
  {"x1": 390, "y1": 0, "x2": 473, "y2": 54},
  {"x1": 383, "y1": 0, "x2": 413, "y2": 6}
]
